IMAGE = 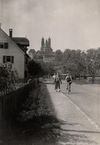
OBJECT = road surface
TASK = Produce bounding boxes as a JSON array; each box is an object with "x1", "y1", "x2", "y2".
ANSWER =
[
  {"x1": 61, "y1": 81, "x2": 100, "y2": 128},
  {"x1": 46, "y1": 82, "x2": 100, "y2": 145}
]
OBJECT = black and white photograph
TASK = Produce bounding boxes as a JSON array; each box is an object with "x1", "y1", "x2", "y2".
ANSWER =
[{"x1": 0, "y1": 0, "x2": 100, "y2": 144}]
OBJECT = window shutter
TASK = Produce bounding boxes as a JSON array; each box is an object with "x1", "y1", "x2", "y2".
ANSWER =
[
  {"x1": 0, "y1": 43, "x2": 3, "y2": 48},
  {"x1": 3, "y1": 56, "x2": 6, "y2": 63},
  {"x1": 12, "y1": 56, "x2": 14, "y2": 63}
]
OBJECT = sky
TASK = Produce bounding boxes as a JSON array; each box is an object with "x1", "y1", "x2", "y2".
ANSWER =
[{"x1": 0, "y1": 0, "x2": 100, "y2": 51}]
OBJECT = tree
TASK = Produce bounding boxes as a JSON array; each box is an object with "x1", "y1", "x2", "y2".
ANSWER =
[
  {"x1": 95, "y1": 48, "x2": 100, "y2": 70},
  {"x1": 27, "y1": 60, "x2": 43, "y2": 77},
  {"x1": 55, "y1": 49, "x2": 63, "y2": 63},
  {"x1": 0, "y1": 65, "x2": 9, "y2": 92},
  {"x1": 28, "y1": 49, "x2": 36, "y2": 59},
  {"x1": 0, "y1": 64, "x2": 18, "y2": 93},
  {"x1": 62, "y1": 49, "x2": 86, "y2": 78},
  {"x1": 86, "y1": 49, "x2": 97, "y2": 83},
  {"x1": 62, "y1": 49, "x2": 72, "y2": 63},
  {"x1": 40, "y1": 62, "x2": 56, "y2": 76}
]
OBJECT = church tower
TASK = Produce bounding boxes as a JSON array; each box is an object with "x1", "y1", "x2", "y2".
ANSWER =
[
  {"x1": 40, "y1": 37, "x2": 52, "y2": 53},
  {"x1": 39, "y1": 37, "x2": 55, "y2": 63},
  {"x1": 41, "y1": 37, "x2": 45, "y2": 51},
  {"x1": 48, "y1": 37, "x2": 51, "y2": 48},
  {"x1": 46, "y1": 39, "x2": 48, "y2": 48}
]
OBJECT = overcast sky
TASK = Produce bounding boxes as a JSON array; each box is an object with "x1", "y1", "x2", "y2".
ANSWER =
[{"x1": 0, "y1": 0, "x2": 100, "y2": 51}]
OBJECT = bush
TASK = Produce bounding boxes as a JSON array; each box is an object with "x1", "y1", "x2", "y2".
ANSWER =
[
  {"x1": 27, "y1": 60, "x2": 44, "y2": 77},
  {"x1": 0, "y1": 65, "x2": 9, "y2": 92},
  {"x1": 0, "y1": 65, "x2": 18, "y2": 93}
]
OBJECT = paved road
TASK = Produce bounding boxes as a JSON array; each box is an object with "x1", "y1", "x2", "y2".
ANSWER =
[
  {"x1": 47, "y1": 82, "x2": 100, "y2": 145},
  {"x1": 61, "y1": 81, "x2": 100, "y2": 128}
]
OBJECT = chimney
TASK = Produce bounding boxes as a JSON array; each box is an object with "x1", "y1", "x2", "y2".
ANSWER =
[{"x1": 9, "y1": 29, "x2": 13, "y2": 38}]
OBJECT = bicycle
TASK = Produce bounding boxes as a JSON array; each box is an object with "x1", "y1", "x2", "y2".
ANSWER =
[{"x1": 66, "y1": 82, "x2": 71, "y2": 94}]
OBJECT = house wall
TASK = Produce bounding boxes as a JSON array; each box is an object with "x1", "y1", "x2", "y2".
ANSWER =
[{"x1": 0, "y1": 28, "x2": 25, "y2": 78}]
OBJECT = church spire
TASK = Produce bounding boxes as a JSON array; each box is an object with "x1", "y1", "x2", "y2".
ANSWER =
[
  {"x1": 41, "y1": 37, "x2": 44, "y2": 51},
  {"x1": 48, "y1": 37, "x2": 51, "y2": 48},
  {"x1": 46, "y1": 39, "x2": 48, "y2": 48}
]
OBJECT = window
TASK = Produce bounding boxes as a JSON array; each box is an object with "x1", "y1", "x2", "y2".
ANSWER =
[
  {"x1": 3, "y1": 56, "x2": 14, "y2": 63},
  {"x1": 6, "y1": 56, "x2": 10, "y2": 62},
  {"x1": 0, "y1": 42, "x2": 8, "y2": 49},
  {"x1": 4, "y1": 43, "x2": 8, "y2": 48},
  {"x1": 0, "y1": 43, "x2": 3, "y2": 48}
]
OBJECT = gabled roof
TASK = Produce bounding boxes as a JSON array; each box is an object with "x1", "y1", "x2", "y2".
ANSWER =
[
  {"x1": 13, "y1": 37, "x2": 29, "y2": 46},
  {"x1": 0, "y1": 27, "x2": 30, "y2": 54},
  {"x1": 25, "y1": 53, "x2": 30, "y2": 58},
  {"x1": 0, "y1": 28, "x2": 25, "y2": 54}
]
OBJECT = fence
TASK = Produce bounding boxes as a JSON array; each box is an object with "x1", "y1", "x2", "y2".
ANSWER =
[{"x1": 0, "y1": 79, "x2": 39, "y2": 120}]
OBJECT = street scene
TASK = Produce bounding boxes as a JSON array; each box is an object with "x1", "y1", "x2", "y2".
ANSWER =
[
  {"x1": 1, "y1": 0, "x2": 100, "y2": 145},
  {"x1": 0, "y1": 79, "x2": 100, "y2": 145}
]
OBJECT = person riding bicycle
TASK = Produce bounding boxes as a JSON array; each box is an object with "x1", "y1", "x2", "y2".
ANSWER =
[{"x1": 65, "y1": 73, "x2": 72, "y2": 92}]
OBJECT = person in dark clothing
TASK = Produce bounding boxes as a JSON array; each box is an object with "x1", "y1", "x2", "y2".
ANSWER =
[{"x1": 54, "y1": 73, "x2": 62, "y2": 92}]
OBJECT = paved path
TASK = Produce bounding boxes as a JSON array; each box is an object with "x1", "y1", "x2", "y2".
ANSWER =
[
  {"x1": 47, "y1": 83, "x2": 100, "y2": 145},
  {"x1": 61, "y1": 81, "x2": 100, "y2": 128}
]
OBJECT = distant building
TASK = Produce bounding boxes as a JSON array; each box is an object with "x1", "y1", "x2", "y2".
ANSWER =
[
  {"x1": 0, "y1": 27, "x2": 30, "y2": 78},
  {"x1": 41, "y1": 37, "x2": 55, "y2": 63},
  {"x1": 32, "y1": 37, "x2": 55, "y2": 63},
  {"x1": 41, "y1": 37, "x2": 52, "y2": 53}
]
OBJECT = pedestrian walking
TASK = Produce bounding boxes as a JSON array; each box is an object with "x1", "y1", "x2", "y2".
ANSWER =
[
  {"x1": 53, "y1": 73, "x2": 56, "y2": 82},
  {"x1": 54, "y1": 73, "x2": 62, "y2": 92}
]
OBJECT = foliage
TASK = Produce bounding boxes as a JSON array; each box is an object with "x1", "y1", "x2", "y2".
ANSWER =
[
  {"x1": 0, "y1": 65, "x2": 19, "y2": 93},
  {"x1": 29, "y1": 47, "x2": 100, "y2": 79},
  {"x1": 0, "y1": 65, "x2": 9, "y2": 92},
  {"x1": 28, "y1": 49, "x2": 36, "y2": 59},
  {"x1": 40, "y1": 62, "x2": 56, "y2": 76},
  {"x1": 27, "y1": 60, "x2": 44, "y2": 77},
  {"x1": 55, "y1": 49, "x2": 63, "y2": 63}
]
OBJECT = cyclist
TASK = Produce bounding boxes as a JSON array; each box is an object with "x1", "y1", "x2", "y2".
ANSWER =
[{"x1": 65, "y1": 73, "x2": 72, "y2": 93}]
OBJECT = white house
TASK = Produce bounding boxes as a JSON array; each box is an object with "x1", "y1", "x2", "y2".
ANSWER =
[{"x1": 0, "y1": 27, "x2": 30, "y2": 78}]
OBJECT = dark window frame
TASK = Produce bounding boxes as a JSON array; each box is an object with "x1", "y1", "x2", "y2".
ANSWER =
[
  {"x1": 0, "y1": 42, "x2": 4, "y2": 48},
  {"x1": 4, "y1": 43, "x2": 8, "y2": 49},
  {"x1": 0, "y1": 42, "x2": 8, "y2": 49},
  {"x1": 3, "y1": 56, "x2": 14, "y2": 64}
]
